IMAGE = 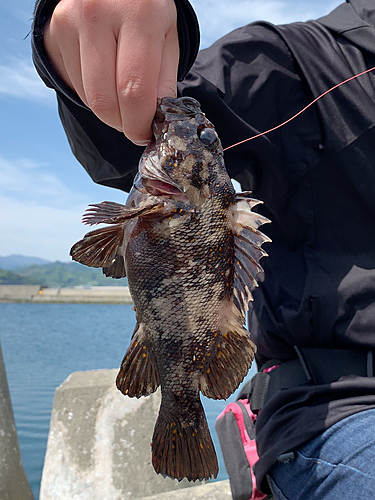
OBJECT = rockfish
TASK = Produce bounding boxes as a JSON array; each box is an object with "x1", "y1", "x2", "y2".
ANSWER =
[{"x1": 70, "y1": 96, "x2": 270, "y2": 482}]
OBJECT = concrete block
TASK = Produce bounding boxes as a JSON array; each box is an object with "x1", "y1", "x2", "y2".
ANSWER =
[
  {"x1": 40, "y1": 369, "x2": 199, "y2": 499},
  {"x1": 0, "y1": 341, "x2": 34, "y2": 500},
  {"x1": 141, "y1": 480, "x2": 232, "y2": 499}
]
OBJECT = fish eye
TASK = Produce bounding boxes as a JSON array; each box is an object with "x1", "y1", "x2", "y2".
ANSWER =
[{"x1": 198, "y1": 127, "x2": 218, "y2": 147}]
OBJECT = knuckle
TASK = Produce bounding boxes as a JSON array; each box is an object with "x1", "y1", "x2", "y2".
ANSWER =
[
  {"x1": 126, "y1": 0, "x2": 173, "y2": 25},
  {"x1": 118, "y1": 75, "x2": 149, "y2": 102},
  {"x1": 86, "y1": 91, "x2": 117, "y2": 116},
  {"x1": 52, "y1": 0, "x2": 72, "y2": 26},
  {"x1": 52, "y1": 0, "x2": 101, "y2": 27},
  {"x1": 159, "y1": 80, "x2": 177, "y2": 98},
  {"x1": 80, "y1": 0, "x2": 102, "y2": 18},
  {"x1": 126, "y1": 0, "x2": 156, "y2": 16}
]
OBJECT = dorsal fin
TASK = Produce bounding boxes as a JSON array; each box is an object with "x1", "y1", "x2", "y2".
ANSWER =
[{"x1": 230, "y1": 192, "x2": 271, "y2": 317}]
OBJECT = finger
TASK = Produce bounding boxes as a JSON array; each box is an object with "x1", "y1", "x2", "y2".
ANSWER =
[
  {"x1": 44, "y1": 2, "x2": 98, "y2": 111},
  {"x1": 157, "y1": 20, "x2": 179, "y2": 99},
  {"x1": 44, "y1": 11, "x2": 83, "y2": 99},
  {"x1": 78, "y1": 16, "x2": 122, "y2": 130},
  {"x1": 115, "y1": 25, "x2": 163, "y2": 144},
  {"x1": 115, "y1": 0, "x2": 178, "y2": 144}
]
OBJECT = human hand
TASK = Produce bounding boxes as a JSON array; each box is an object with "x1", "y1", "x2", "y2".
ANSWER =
[{"x1": 44, "y1": 0, "x2": 179, "y2": 145}]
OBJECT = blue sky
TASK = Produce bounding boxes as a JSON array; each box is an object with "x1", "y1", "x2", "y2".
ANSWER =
[{"x1": 0, "y1": 0, "x2": 342, "y2": 262}]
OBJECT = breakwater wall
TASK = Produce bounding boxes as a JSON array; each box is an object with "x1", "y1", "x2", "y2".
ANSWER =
[
  {"x1": 0, "y1": 340, "x2": 35, "y2": 500},
  {"x1": 0, "y1": 285, "x2": 132, "y2": 304}
]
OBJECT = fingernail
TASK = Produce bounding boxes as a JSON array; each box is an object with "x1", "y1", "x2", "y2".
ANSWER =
[{"x1": 133, "y1": 140, "x2": 150, "y2": 147}]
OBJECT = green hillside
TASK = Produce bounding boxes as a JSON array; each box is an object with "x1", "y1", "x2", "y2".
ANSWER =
[
  {"x1": 0, "y1": 261, "x2": 127, "y2": 287},
  {"x1": 0, "y1": 269, "x2": 41, "y2": 285}
]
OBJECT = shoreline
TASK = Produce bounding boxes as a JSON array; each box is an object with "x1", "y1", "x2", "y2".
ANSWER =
[{"x1": 0, "y1": 285, "x2": 133, "y2": 304}]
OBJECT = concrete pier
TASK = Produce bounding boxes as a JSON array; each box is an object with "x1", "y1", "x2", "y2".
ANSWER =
[
  {"x1": 0, "y1": 285, "x2": 41, "y2": 301},
  {"x1": 40, "y1": 369, "x2": 200, "y2": 499},
  {"x1": 0, "y1": 341, "x2": 34, "y2": 500},
  {"x1": 0, "y1": 285, "x2": 132, "y2": 304}
]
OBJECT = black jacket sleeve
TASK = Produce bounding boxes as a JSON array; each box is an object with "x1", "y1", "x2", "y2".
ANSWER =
[{"x1": 31, "y1": 0, "x2": 200, "y2": 192}]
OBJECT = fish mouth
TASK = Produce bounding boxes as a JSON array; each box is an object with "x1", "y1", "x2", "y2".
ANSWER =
[
  {"x1": 142, "y1": 178, "x2": 184, "y2": 197},
  {"x1": 140, "y1": 151, "x2": 189, "y2": 202}
]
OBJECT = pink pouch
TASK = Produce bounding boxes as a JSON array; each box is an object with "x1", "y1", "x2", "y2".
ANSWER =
[{"x1": 215, "y1": 399, "x2": 268, "y2": 500}]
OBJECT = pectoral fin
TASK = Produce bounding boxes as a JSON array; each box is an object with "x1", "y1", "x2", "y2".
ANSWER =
[
  {"x1": 82, "y1": 200, "x2": 166, "y2": 226},
  {"x1": 103, "y1": 255, "x2": 126, "y2": 279},
  {"x1": 70, "y1": 224, "x2": 125, "y2": 274},
  {"x1": 71, "y1": 198, "x2": 169, "y2": 277}
]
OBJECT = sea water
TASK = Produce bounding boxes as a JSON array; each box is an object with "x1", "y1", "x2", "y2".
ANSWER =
[{"x1": 1, "y1": 302, "x2": 255, "y2": 499}]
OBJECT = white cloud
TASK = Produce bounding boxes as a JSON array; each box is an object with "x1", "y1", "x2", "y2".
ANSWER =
[
  {"x1": 0, "y1": 156, "x2": 83, "y2": 207},
  {"x1": 190, "y1": 0, "x2": 342, "y2": 48},
  {"x1": 0, "y1": 194, "x2": 87, "y2": 262},
  {"x1": 0, "y1": 58, "x2": 55, "y2": 104},
  {"x1": 0, "y1": 155, "x2": 88, "y2": 260},
  {"x1": 0, "y1": 155, "x2": 128, "y2": 261},
  {"x1": 16, "y1": 158, "x2": 49, "y2": 169}
]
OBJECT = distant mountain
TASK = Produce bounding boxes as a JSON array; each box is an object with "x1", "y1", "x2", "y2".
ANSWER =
[
  {"x1": 0, "y1": 254, "x2": 51, "y2": 270},
  {"x1": 16, "y1": 261, "x2": 127, "y2": 287}
]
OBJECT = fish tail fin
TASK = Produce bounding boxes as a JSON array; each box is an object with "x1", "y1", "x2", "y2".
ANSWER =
[{"x1": 152, "y1": 396, "x2": 218, "y2": 482}]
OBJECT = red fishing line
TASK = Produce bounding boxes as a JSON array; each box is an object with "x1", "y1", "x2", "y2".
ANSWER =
[{"x1": 223, "y1": 65, "x2": 375, "y2": 151}]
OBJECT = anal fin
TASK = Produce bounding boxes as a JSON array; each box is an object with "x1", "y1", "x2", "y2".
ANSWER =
[{"x1": 116, "y1": 322, "x2": 159, "y2": 398}]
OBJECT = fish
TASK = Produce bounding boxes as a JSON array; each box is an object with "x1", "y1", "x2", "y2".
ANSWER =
[{"x1": 70, "y1": 96, "x2": 270, "y2": 482}]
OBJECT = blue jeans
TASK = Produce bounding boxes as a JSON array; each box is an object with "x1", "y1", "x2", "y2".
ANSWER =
[{"x1": 267, "y1": 408, "x2": 375, "y2": 499}]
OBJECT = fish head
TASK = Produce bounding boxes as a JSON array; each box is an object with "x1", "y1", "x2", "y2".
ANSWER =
[{"x1": 138, "y1": 96, "x2": 234, "y2": 207}]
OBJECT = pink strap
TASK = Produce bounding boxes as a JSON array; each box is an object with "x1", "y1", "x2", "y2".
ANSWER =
[{"x1": 263, "y1": 364, "x2": 279, "y2": 373}]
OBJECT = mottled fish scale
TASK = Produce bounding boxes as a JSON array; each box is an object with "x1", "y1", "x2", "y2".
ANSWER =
[
  {"x1": 70, "y1": 96, "x2": 270, "y2": 482},
  {"x1": 127, "y1": 195, "x2": 234, "y2": 337}
]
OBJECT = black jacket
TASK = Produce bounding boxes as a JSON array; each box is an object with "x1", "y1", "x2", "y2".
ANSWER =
[{"x1": 32, "y1": 0, "x2": 375, "y2": 490}]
